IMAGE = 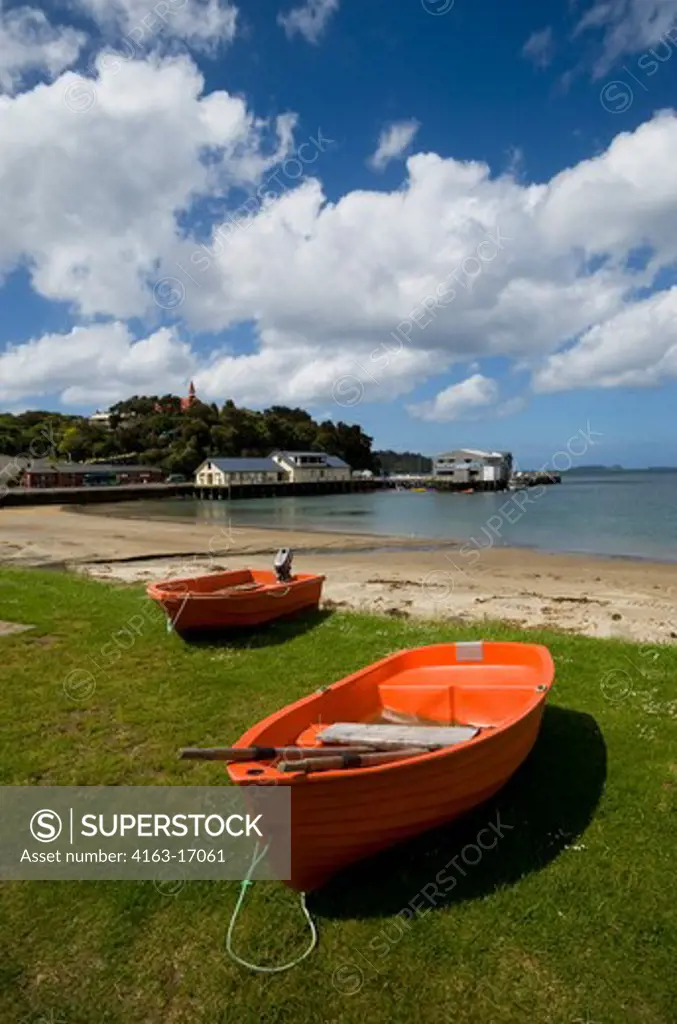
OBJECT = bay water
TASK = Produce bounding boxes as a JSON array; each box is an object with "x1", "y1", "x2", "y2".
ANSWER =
[{"x1": 103, "y1": 472, "x2": 677, "y2": 562}]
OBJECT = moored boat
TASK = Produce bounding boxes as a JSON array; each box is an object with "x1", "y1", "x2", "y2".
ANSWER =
[
  {"x1": 147, "y1": 549, "x2": 324, "y2": 635},
  {"x1": 224, "y1": 641, "x2": 554, "y2": 890}
]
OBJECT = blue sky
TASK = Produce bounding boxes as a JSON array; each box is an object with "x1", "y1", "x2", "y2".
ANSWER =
[{"x1": 2, "y1": 0, "x2": 677, "y2": 465}]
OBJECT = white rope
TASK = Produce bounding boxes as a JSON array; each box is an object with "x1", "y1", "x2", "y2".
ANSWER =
[
  {"x1": 225, "y1": 842, "x2": 318, "y2": 973},
  {"x1": 167, "y1": 590, "x2": 191, "y2": 632}
]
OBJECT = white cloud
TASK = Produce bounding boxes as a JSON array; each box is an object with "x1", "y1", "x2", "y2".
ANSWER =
[
  {"x1": 522, "y1": 27, "x2": 554, "y2": 69},
  {"x1": 171, "y1": 147, "x2": 629, "y2": 379},
  {"x1": 194, "y1": 337, "x2": 443, "y2": 407},
  {"x1": 575, "y1": 0, "x2": 677, "y2": 77},
  {"x1": 408, "y1": 374, "x2": 499, "y2": 422},
  {"x1": 368, "y1": 120, "x2": 420, "y2": 171},
  {"x1": 533, "y1": 286, "x2": 677, "y2": 391},
  {"x1": 0, "y1": 321, "x2": 442, "y2": 410},
  {"x1": 0, "y1": 53, "x2": 295, "y2": 317},
  {"x1": 174, "y1": 110, "x2": 677, "y2": 405},
  {"x1": 4, "y1": 61, "x2": 677, "y2": 410},
  {"x1": 0, "y1": 4, "x2": 85, "y2": 94},
  {"x1": 0, "y1": 322, "x2": 195, "y2": 405},
  {"x1": 278, "y1": 0, "x2": 339, "y2": 45},
  {"x1": 74, "y1": 0, "x2": 239, "y2": 55},
  {"x1": 538, "y1": 112, "x2": 677, "y2": 259},
  {"x1": 0, "y1": 0, "x2": 239, "y2": 98}
]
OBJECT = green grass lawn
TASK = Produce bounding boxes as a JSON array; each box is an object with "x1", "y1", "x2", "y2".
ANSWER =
[{"x1": 0, "y1": 566, "x2": 675, "y2": 1024}]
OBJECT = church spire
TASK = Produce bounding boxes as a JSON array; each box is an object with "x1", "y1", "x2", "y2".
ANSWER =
[{"x1": 180, "y1": 381, "x2": 197, "y2": 411}]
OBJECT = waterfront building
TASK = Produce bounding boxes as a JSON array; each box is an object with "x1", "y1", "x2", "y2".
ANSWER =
[
  {"x1": 271, "y1": 451, "x2": 351, "y2": 483},
  {"x1": 195, "y1": 451, "x2": 352, "y2": 488},
  {"x1": 22, "y1": 462, "x2": 163, "y2": 488},
  {"x1": 195, "y1": 458, "x2": 285, "y2": 488},
  {"x1": 433, "y1": 449, "x2": 512, "y2": 485}
]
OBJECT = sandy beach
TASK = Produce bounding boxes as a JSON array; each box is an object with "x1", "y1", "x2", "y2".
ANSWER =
[{"x1": 1, "y1": 504, "x2": 675, "y2": 644}]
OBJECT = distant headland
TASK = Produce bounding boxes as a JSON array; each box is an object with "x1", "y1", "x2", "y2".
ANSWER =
[{"x1": 565, "y1": 465, "x2": 677, "y2": 474}]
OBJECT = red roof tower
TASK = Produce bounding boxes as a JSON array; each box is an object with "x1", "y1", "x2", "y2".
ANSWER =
[{"x1": 180, "y1": 381, "x2": 196, "y2": 411}]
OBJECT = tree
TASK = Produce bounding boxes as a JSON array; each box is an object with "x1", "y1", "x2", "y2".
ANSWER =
[{"x1": 0, "y1": 396, "x2": 379, "y2": 473}]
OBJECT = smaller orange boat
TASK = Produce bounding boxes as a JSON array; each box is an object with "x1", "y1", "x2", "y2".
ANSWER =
[{"x1": 147, "y1": 549, "x2": 324, "y2": 635}]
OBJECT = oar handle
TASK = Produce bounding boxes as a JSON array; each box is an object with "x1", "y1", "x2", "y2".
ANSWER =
[
  {"x1": 279, "y1": 748, "x2": 427, "y2": 774},
  {"x1": 180, "y1": 747, "x2": 274, "y2": 762},
  {"x1": 179, "y1": 745, "x2": 385, "y2": 762}
]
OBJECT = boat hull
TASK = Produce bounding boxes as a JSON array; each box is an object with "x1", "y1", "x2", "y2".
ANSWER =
[
  {"x1": 281, "y1": 708, "x2": 542, "y2": 890},
  {"x1": 147, "y1": 569, "x2": 325, "y2": 633},
  {"x1": 228, "y1": 642, "x2": 554, "y2": 891}
]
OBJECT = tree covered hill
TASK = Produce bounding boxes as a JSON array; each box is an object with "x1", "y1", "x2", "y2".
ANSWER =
[
  {"x1": 0, "y1": 398, "x2": 376, "y2": 476},
  {"x1": 374, "y1": 450, "x2": 433, "y2": 475}
]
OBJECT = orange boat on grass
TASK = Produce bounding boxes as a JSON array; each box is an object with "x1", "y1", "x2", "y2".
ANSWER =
[
  {"x1": 227, "y1": 641, "x2": 554, "y2": 891},
  {"x1": 147, "y1": 550, "x2": 324, "y2": 635}
]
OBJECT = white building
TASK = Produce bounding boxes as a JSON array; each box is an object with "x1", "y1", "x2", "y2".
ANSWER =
[
  {"x1": 195, "y1": 458, "x2": 285, "y2": 487},
  {"x1": 89, "y1": 410, "x2": 112, "y2": 427},
  {"x1": 271, "y1": 451, "x2": 351, "y2": 483},
  {"x1": 195, "y1": 451, "x2": 352, "y2": 487},
  {"x1": 88, "y1": 409, "x2": 135, "y2": 428},
  {"x1": 434, "y1": 449, "x2": 512, "y2": 484}
]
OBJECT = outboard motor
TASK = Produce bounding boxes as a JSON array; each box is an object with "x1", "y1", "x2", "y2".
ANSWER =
[{"x1": 273, "y1": 548, "x2": 294, "y2": 582}]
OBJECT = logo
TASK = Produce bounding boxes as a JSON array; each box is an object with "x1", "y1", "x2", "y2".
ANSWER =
[
  {"x1": 332, "y1": 962, "x2": 365, "y2": 995},
  {"x1": 600, "y1": 81, "x2": 633, "y2": 114},
  {"x1": 153, "y1": 870, "x2": 186, "y2": 896},
  {"x1": 30, "y1": 809, "x2": 63, "y2": 843},
  {"x1": 421, "y1": 0, "x2": 455, "y2": 14},
  {"x1": 600, "y1": 668, "x2": 633, "y2": 705},
  {"x1": 421, "y1": 568, "x2": 455, "y2": 600},
  {"x1": 332, "y1": 374, "x2": 365, "y2": 408},
  {"x1": 63, "y1": 79, "x2": 97, "y2": 114},
  {"x1": 63, "y1": 668, "x2": 97, "y2": 702},
  {"x1": 153, "y1": 276, "x2": 186, "y2": 310}
]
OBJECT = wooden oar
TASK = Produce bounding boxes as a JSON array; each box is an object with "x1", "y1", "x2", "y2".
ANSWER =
[
  {"x1": 278, "y1": 747, "x2": 428, "y2": 774},
  {"x1": 179, "y1": 745, "x2": 383, "y2": 762}
]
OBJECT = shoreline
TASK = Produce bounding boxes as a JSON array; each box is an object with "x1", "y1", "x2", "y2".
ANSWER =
[
  {"x1": 1, "y1": 504, "x2": 676, "y2": 644},
  {"x1": 72, "y1": 501, "x2": 677, "y2": 566}
]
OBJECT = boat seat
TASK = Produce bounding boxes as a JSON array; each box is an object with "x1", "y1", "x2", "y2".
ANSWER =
[
  {"x1": 453, "y1": 685, "x2": 536, "y2": 724},
  {"x1": 212, "y1": 583, "x2": 266, "y2": 594},
  {"x1": 385, "y1": 665, "x2": 537, "y2": 686},
  {"x1": 378, "y1": 681, "x2": 537, "y2": 727},
  {"x1": 379, "y1": 684, "x2": 454, "y2": 723}
]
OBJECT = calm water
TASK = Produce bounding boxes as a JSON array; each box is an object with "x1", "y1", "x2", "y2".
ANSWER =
[{"x1": 107, "y1": 472, "x2": 677, "y2": 562}]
